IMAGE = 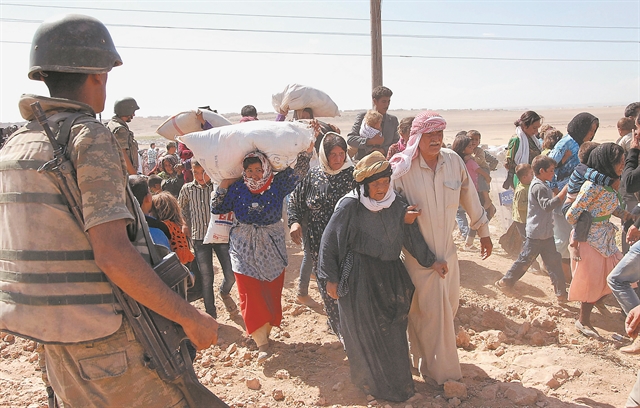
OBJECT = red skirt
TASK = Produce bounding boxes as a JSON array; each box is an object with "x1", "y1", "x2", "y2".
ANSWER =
[{"x1": 234, "y1": 270, "x2": 285, "y2": 334}]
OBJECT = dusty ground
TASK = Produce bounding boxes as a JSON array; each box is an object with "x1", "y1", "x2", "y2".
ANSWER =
[
  {"x1": 1, "y1": 106, "x2": 635, "y2": 407},
  {"x1": 2, "y1": 222, "x2": 638, "y2": 408}
]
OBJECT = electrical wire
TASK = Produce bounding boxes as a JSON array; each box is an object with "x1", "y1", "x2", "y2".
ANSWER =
[
  {"x1": 2, "y1": 40, "x2": 637, "y2": 62},
  {"x1": 1, "y1": 18, "x2": 638, "y2": 44},
  {"x1": 2, "y1": 2, "x2": 639, "y2": 30}
]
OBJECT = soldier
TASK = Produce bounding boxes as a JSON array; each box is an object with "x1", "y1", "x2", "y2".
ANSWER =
[
  {"x1": 0, "y1": 14, "x2": 219, "y2": 407},
  {"x1": 107, "y1": 96, "x2": 140, "y2": 175}
]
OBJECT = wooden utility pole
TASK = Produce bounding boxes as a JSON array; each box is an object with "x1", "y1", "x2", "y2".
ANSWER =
[{"x1": 370, "y1": 0, "x2": 383, "y2": 90}]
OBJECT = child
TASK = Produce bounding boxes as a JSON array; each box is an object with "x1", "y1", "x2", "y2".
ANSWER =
[
  {"x1": 541, "y1": 128, "x2": 563, "y2": 155},
  {"x1": 387, "y1": 116, "x2": 414, "y2": 159},
  {"x1": 359, "y1": 110, "x2": 385, "y2": 156},
  {"x1": 616, "y1": 117, "x2": 636, "y2": 152},
  {"x1": 468, "y1": 130, "x2": 497, "y2": 218},
  {"x1": 148, "y1": 175, "x2": 163, "y2": 195},
  {"x1": 452, "y1": 133, "x2": 492, "y2": 249},
  {"x1": 178, "y1": 161, "x2": 237, "y2": 318},
  {"x1": 152, "y1": 191, "x2": 195, "y2": 266},
  {"x1": 496, "y1": 155, "x2": 569, "y2": 302},
  {"x1": 512, "y1": 164, "x2": 534, "y2": 239}
]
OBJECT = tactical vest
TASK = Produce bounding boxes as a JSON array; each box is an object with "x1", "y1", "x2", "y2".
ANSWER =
[
  {"x1": 0, "y1": 109, "x2": 150, "y2": 344},
  {"x1": 107, "y1": 117, "x2": 139, "y2": 170}
]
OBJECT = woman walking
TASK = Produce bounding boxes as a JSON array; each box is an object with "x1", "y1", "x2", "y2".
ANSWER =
[
  {"x1": 287, "y1": 133, "x2": 354, "y2": 338},
  {"x1": 318, "y1": 152, "x2": 447, "y2": 402},
  {"x1": 566, "y1": 143, "x2": 627, "y2": 337},
  {"x1": 211, "y1": 143, "x2": 314, "y2": 362}
]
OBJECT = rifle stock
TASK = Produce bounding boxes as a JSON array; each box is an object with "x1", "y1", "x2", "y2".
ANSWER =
[{"x1": 29, "y1": 101, "x2": 228, "y2": 408}]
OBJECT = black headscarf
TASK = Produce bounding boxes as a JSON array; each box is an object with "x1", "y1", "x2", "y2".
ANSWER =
[
  {"x1": 586, "y1": 142, "x2": 624, "y2": 180},
  {"x1": 567, "y1": 112, "x2": 599, "y2": 145}
]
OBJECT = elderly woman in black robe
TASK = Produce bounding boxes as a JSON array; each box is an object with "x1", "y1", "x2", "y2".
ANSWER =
[{"x1": 318, "y1": 152, "x2": 447, "y2": 402}]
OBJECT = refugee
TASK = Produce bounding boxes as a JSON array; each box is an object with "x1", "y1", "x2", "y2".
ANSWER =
[
  {"x1": 541, "y1": 128, "x2": 563, "y2": 155},
  {"x1": 157, "y1": 154, "x2": 185, "y2": 198},
  {"x1": 357, "y1": 109, "x2": 385, "y2": 156},
  {"x1": 152, "y1": 192, "x2": 194, "y2": 265},
  {"x1": 179, "y1": 162, "x2": 236, "y2": 319},
  {"x1": 390, "y1": 110, "x2": 492, "y2": 385},
  {"x1": 387, "y1": 116, "x2": 414, "y2": 159},
  {"x1": 504, "y1": 111, "x2": 543, "y2": 189},
  {"x1": 240, "y1": 104, "x2": 259, "y2": 122},
  {"x1": 129, "y1": 175, "x2": 171, "y2": 249},
  {"x1": 452, "y1": 133, "x2": 492, "y2": 250},
  {"x1": 348, "y1": 86, "x2": 399, "y2": 160},
  {"x1": 549, "y1": 113, "x2": 600, "y2": 274},
  {"x1": 318, "y1": 151, "x2": 446, "y2": 402},
  {"x1": 567, "y1": 143, "x2": 626, "y2": 338},
  {"x1": 617, "y1": 117, "x2": 636, "y2": 152},
  {"x1": 211, "y1": 142, "x2": 314, "y2": 362},
  {"x1": 288, "y1": 133, "x2": 354, "y2": 337},
  {"x1": 495, "y1": 155, "x2": 568, "y2": 302}
]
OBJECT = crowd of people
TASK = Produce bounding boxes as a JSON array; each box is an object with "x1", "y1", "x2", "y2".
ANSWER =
[{"x1": 3, "y1": 13, "x2": 640, "y2": 408}]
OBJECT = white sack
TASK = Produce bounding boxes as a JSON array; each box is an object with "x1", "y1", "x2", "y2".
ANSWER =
[
  {"x1": 177, "y1": 120, "x2": 314, "y2": 183},
  {"x1": 156, "y1": 109, "x2": 231, "y2": 140},
  {"x1": 272, "y1": 83, "x2": 340, "y2": 118},
  {"x1": 203, "y1": 212, "x2": 234, "y2": 244}
]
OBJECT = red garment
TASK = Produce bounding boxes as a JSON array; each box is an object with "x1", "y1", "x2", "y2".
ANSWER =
[{"x1": 234, "y1": 271, "x2": 285, "y2": 334}]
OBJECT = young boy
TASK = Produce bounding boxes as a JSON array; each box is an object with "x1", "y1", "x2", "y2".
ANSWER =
[
  {"x1": 496, "y1": 155, "x2": 569, "y2": 302},
  {"x1": 512, "y1": 164, "x2": 533, "y2": 239},
  {"x1": 148, "y1": 175, "x2": 163, "y2": 195},
  {"x1": 178, "y1": 161, "x2": 237, "y2": 318}
]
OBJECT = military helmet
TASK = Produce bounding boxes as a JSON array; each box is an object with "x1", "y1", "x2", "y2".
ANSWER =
[
  {"x1": 114, "y1": 97, "x2": 140, "y2": 117},
  {"x1": 28, "y1": 14, "x2": 122, "y2": 81}
]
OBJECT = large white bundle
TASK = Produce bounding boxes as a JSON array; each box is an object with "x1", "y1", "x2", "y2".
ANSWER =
[
  {"x1": 156, "y1": 109, "x2": 231, "y2": 140},
  {"x1": 177, "y1": 120, "x2": 313, "y2": 182},
  {"x1": 272, "y1": 83, "x2": 340, "y2": 118}
]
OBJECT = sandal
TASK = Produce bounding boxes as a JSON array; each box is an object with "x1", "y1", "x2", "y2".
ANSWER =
[
  {"x1": 219, "y1": 293, "x2": 238, "y2": 314},
  {"x1": 575, "y1": 320, "x2": 600, "y2": 338}
]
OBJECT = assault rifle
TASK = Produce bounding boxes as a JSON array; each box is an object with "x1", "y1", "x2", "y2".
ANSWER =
[{"x1": 31, "y1": 101, "x2": 228, "y2": 408}]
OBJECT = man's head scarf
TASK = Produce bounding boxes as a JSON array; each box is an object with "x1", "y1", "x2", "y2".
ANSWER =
[
  {"x1": 242, "y1": 151, "x2": 274, "y2": 194},
  {"x1": 567, "y1": 112, "x2": 599, "y2": 145},
  {"x1": 586, "y1": 142, "x2": 624, "y2": 180},
  {"x1": 389, "y1": 110, "x2": 447, "y2": 179}
]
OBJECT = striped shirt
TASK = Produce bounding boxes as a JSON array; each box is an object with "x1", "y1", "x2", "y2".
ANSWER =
[{"x1": 178, "y1": 181, "x2": 214, "y2": 241}]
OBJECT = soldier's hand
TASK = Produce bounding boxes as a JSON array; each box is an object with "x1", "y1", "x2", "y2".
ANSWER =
[{"x1": 183, "y1": 309, "x2": 219, "y2": 350}]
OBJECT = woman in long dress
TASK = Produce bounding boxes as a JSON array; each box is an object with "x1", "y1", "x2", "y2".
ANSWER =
[
  {"x1": 287, "y1": 133, "x2": 354, "y2": 338},
  {"x1": 318, "y1": 152, "x2": 447, "y2": 402},
  {"x1": 566, "y1": 143, "x2": 628, "y2": 337},
  {"x1": 211, "y1": 143, "x2": 313, "y2": 362}
]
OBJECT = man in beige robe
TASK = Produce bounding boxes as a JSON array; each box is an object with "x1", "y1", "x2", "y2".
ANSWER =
[{"x1": 391, "y1": 110, "x2": 492, "y2": 385}]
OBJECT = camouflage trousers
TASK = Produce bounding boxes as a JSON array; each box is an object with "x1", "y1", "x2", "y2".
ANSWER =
[{"x1": 44, "y1": 320, "x2": 187, "y2": 408}]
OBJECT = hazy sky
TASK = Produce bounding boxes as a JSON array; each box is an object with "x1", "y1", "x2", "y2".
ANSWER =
[{"x1": 1, "y1": 0, "x2": 639, "y2": 123}]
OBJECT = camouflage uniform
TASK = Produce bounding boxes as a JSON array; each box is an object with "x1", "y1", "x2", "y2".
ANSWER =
[
  {"x1": 107, "y1": 115, "x2": 139, "y2": 171},
  {"x1": 0, "y1": 95, "x2": 187, "y2": 407}
]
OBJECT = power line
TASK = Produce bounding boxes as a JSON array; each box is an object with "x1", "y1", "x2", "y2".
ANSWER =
[
  {"x1": 2, "y1": 40, "x2": 637, "y2": 62},
  {"x1": 2, "y1": 2, "x2": 639, "y2": 30},
  {"x1": 2, "y1": 18, "x2": 638, "y2": 45}
]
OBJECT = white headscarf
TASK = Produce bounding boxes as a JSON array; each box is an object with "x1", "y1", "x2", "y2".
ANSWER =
[
  {"x1": 513, "y1": 126, "x2": 542, "y2": 165},
  {"x1": 318, "y1": 132, "x2": 354, "y2": 176}
]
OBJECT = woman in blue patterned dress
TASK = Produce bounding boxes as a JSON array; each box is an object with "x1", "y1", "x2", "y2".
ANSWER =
[
  {"x1": 211, "y1": 142, "x2": 313, "y2": 362},
  {"x1": 287, "y1": 133, "x2": 354, "y2": 339}
]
